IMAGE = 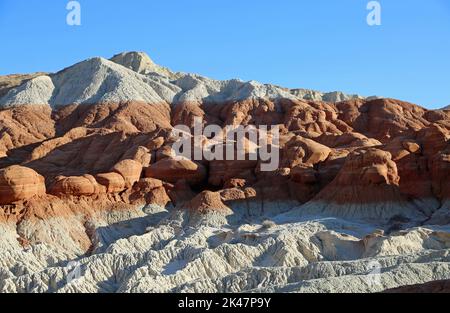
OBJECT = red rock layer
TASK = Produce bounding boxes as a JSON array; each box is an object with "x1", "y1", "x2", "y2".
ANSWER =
[{"x1": 0, "y1": 98, "x2": 449, "y2": 219}]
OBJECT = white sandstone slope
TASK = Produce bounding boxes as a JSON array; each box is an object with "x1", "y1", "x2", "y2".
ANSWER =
[
  {"x1": 290, "y1": 88, "x2": 365, "y2": 102},
  {"x1": 0, "y1": 51, "x2": 369, "y2": 108},
  {"x1": 51, "y1": 57, "x2": 182, "y2": 106},
  {"x1": 0, "y1": 76, "x2": 55, "y2": 107}
]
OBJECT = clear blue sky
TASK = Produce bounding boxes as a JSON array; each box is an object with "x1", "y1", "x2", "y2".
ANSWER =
[{"x1": 0, "y1": 0, "x2": 449, "y2": 109}]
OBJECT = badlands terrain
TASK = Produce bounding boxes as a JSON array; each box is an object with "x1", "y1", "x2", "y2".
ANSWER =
[{"x1": 0, "y1": 52, "x2": 449, "y2": 293}]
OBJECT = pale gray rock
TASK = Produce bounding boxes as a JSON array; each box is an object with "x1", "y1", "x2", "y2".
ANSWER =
[
  {"x1": 1, "y1": 203, "x2": 449, "y2": 293},
  {"x1": 0, "y1": 51, "x2": 372, "y2": 108},
  {"x1": 290, "y1": 88, "x2": 372, "y2": 103}
]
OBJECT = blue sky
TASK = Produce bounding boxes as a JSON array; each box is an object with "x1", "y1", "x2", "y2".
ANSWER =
[{"x1": 0, "y1": 0, "x2": 449, "y2": 109}]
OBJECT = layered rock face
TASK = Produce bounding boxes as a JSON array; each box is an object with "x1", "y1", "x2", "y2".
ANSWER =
[{"x1": 0, "y1": 52, "x2": 449, "y2": 293}]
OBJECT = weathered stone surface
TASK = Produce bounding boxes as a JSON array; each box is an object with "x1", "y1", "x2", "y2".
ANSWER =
[
  {"x1": 95, "y1": 172, "x2": 126, "y2": 193},
  {"x1": 50, "y1": 175, "x2": 99, "y2": 196},
  {"x1": 0, "y1": 52, "x2": 450, "y2": 294},
  {"x1": 112, "y1": 159, "x2": 143, "y2": 188},
  {"x1": 187, "y1": 191, "x2": 232, "y2": 215},
  {"x1": 281, "y1": 136, "x2": 332, "y2": 168},
  {"x1": 0, "y1": 166, "x2": 46, "y2": 204},
  {"x1": 384, "y1": 280, "x2": 450, "y2": 293}
]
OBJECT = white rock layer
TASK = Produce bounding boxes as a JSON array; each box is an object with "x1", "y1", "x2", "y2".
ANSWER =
[
  {"x1": 0, "y1": 52, "x2": 368, "y2": 108},
  {"x1": 1, "y1": 202, "x2": 449, "y2": 293}
]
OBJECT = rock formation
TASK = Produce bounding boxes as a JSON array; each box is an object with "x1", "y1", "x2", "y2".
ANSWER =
[
  {"x1": 145, "y1": 158, "x2": 206, "y2": 185},
  {"x1": 384, "y1": 279, "x2": 450, "y2": 293},
  {"x1": 0, "y1": 51, "x2": 449, "y2": 293}
]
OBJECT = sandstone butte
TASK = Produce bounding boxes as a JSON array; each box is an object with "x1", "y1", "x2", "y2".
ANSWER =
[{"x1": 0, "y1": 52, "x2": 449, "y2": 293}]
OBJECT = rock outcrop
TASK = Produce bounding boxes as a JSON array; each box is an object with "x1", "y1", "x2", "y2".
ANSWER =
[
  {"x1": 110, "y1": 51, "x2": 175, "y2": 78},
  {"x1": 297, "y1": 148, "x2": 423, "y2": 220},
  {"x1": 95, "y1": 173, "x2": 126, "y2": 193},
  {"x1": 50, "y1": 175, "x2": 103, "y2": 196},
  {"x1": 0, "y1": 72, "x2": 48, "y2": 98},
  {"x1": 0, "y1": 51, "x2": 449, "y2": 294},
  {"x1": 384, "y1": 280, "x2": 450, "y2": 293},
  {"x1": 290, "y1": 88, "x2": 371, "y2": 102},
  {"x1": 187, "y1": 191, "x2": 232, "y2": 215},
  {"x1": 112, "y1": 159, "x2": 143, "y2": 189},
  {"x1": 145, "y1": 158, "x2": 206, "y2": 185},
  {"x1": 0, "y1": 166, "x2": 46, "y2": 204}
]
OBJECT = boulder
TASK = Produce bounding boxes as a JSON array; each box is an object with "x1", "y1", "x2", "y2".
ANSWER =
[
  {"x1": 112, "y1": 159, "x2": 143, "y2": 188},
  {"x1": 146, "y1": 187, "x2": 171, "y2": 206},
  {"x1": 187, "y1": 191, "x2": 232, "y2": 215},
  {"x1": 333, "y1": 148, "x2": 399, "y2": 187},
  {"x1": 0, "y1": 165, "x2": 46, "y2": 204},
  {"x1": 145, "y1": 158, "x2": 206, "y2": 185},
  {"x1": 95, "y1": 172, "x2": 126, "y2": 193}
]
